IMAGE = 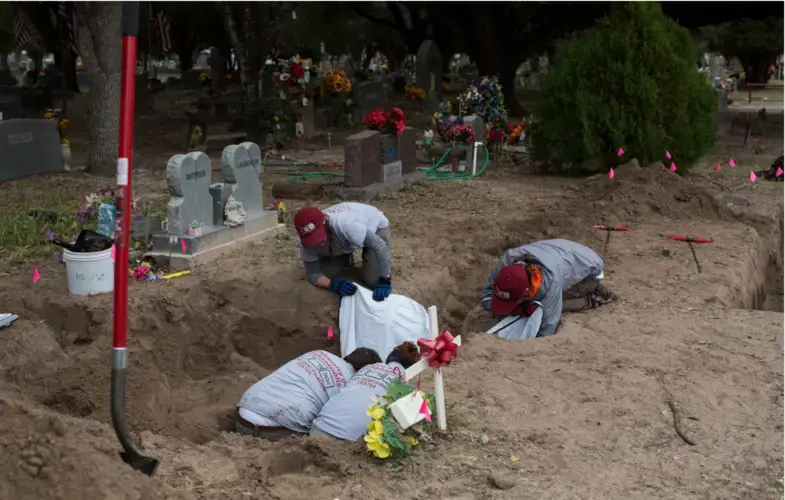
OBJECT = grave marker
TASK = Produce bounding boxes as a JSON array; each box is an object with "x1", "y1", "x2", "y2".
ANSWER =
[
  {"x1": 416, "y1": 40, "x2": 443, "y2": 113},
  {"x1": 0, "y1": 86, "x2": 24, "y2": 120},
  {"x1": 352, "y1": 80, "x2": 388, "y2": 120},
  {"x1": 165, "y1": 152, "x2": 214, "y2": 235},
  {"x1": 221, "y1": 142, "x2": 264, "y2": 216},
  {"x1": 344, "y1": 130, "x2": 382, "y2": 187},
  {"x1": 0, "y1": 119, "x2": 62, "y2": 181}
]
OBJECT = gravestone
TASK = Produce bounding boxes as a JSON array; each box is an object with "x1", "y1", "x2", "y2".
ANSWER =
[
  {"x1": 0, "y1": 86, "x2": 24, "y2": 120},
  {"x1": 0, "y1": 119, "x2": 62, "y2": 181},
  {"x1": 352, "y1": 80, "x2": 387, "y2": 121},
  {"x1": 379, "y1": 134, "x2": 402, "y2": 184},
  {"x1": 221, "y1": 142, "x2": 264, "y2": 216},
  {"x1": 208, "y1": 48, "x2": 225, "y2": 91},
  {"x1": 166, "y1": 152, "x2": 214, "y2": 235},
  {"x1": 416, "y1": 40, "x2": 443, "y2": 113},
  {"x1": 399, "y1": 127, "x2": 417, "y2": 175},
  {"x1": 344, "y1": 130, "x2": 381, "y2": 188}
]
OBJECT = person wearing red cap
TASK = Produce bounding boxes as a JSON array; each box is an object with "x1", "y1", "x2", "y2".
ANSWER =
[
  {"x1": 294, "y1": 202, "x2": 393, "y2": 301},
  {"x1": 477, "y1": 239, "x2": 617, "y2": 338}
]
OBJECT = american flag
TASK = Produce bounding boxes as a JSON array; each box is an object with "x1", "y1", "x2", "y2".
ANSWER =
[
  {"x1": 57, "y1": 1, "x2": 79, "y2": 55},
  {"x1": 152, "y1": 7, "x2": 172, "y2": 53},
  {"x1": 11, "y1": 2, "x2": 32, "y2": 49}
]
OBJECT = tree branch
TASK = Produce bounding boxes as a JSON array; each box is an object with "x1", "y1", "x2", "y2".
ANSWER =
[{"x1": 350, "y1": 3, "x2": 397, "y2": 30}]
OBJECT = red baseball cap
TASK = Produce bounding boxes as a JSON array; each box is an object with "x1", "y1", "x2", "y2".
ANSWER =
[
  {"x1": 294, "y1": 207, "x2": 327, "y2": 248},
  {"x1": 491, "y1": 264, "x2": 531, "y2": 316}
]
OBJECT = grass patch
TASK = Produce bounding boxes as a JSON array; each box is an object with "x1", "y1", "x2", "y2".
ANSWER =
[{"x1": 0, "y1": 175, "x2": 168, "y2": 272}]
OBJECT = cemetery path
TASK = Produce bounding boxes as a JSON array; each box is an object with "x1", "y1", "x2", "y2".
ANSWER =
[{"x1": 0, "y1": 134, "x2": 782, "y2": 499}]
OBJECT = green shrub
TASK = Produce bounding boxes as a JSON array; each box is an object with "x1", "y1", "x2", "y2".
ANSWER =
[{"x1": 531, "y1": 2, "x2": 717, "y2": 174}]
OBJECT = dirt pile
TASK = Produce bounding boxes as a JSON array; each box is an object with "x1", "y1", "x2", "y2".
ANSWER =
[
  {"x1": 0, "y1": 269, "x2": 341, "y2": 444},
  {"x1": 493, "y1": 161, "x2": 746, "y2": 248},
  {"x1": 0, "y1": 395, "x2": 184, "y2": 500}
]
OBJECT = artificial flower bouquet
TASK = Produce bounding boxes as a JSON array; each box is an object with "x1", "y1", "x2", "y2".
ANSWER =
[
  {"x1": 363, "y1": 107, "x2": 406, "y2": 136},
  {"x1": 405, "y1": 85, "x2": 426, "y2": 101},
  {"x1": 324, "y1": 69, "x2": 352, "y2": 94},
  {"x1": 444, "y1": 123, "x2": 475, "y2": 144},
  {"x1": 43, "y1": 110, "x2": 70, "y2": 146},
  {"x1": 364, "y1": 380, "x2": 435, "y2": 460}
]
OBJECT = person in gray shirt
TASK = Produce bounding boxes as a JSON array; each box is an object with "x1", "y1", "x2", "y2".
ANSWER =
[
  {"x1": 467, "y1": 239, "x2": 617, "y2": 339},
  {"x1": 294, "y1": 203, "x2": 393, "y2": 301}
]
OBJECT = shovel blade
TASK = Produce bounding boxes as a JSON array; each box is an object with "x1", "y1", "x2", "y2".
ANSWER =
[{"x1": 120, "y1": 451, "x2": 159, "y2": 476}]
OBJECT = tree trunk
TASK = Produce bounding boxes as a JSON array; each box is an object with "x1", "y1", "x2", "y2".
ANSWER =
[
  {"x1": 76, "y1": 2, "x2": 122, "y2": 176},
  {"x1": 221, "y1": 4, "x2": 251, "y2": 102},
  {"x1": 177, "y1": 46, "x2": 194, "y2": 71}
]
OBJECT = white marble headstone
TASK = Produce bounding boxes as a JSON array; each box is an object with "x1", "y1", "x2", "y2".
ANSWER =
[
  {"x1": 221, "y1": 142, "x2": 263, "y2": 216},
  {"x1": 166, "y1": 152, "x2": 213, "y2": 235}
]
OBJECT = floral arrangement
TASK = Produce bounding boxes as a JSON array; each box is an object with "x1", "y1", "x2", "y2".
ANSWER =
[
  {"x1": 198, "y1": 72, "x2": 209, "y2": 82},
  {"x1": 324, "y1": 69, "x2": 352, "y2": 94},
  {"x1": 507, "y1": 123, "x2": 523, "y2": 145},
  {"x1": 364, "y1": 380, "x2": 435, "y2": 460},
  {"x1": 43, "y1": 111, "x2": 70, "y2": 146},
  {"x1": 273, "y1": 55, "x2": 316, "y2": 88},
  {"x1": 431, "y1": 111, "x2": 463, "y2": 143},
  {"x1": 363, "y1": 107, "x2": 406, "y2": 136},
  {"x1": 456, "y1": 85, "x2": 479, "y2": 114},
  {"x1": 405, "y1": 86, "x2": 426, "y2": 101},
  {"x1": 444, "y1": 124, "x2": 475, "y2": 144}
]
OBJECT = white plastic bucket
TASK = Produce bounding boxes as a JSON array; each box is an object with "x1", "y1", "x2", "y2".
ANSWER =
[{"x1": 63, "y1": 247, "x2": 115, "y2": 295}]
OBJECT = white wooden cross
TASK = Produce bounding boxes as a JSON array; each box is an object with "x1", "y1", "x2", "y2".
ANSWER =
[{"x1": 403, "y1": 305, "x2": 462, "y2": 431}]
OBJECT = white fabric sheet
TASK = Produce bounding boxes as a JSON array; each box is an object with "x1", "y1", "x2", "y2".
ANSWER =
[{"x1": 339, "y1": 286, "x2": 429, "y2": 360}]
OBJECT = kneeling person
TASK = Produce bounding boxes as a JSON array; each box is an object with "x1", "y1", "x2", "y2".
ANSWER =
[
  {"x1": 310, "y1": 342, "x2": 420, "y2": 441},
  {"x1": 236, "y1": 348, "x2": 381, "y2": 441},
  {"x1": 295, "y1": 202, "x2": 393, "y2": 302},
  {"x1": 479, "y1": 239, "x2": 617, "y2": 338}
]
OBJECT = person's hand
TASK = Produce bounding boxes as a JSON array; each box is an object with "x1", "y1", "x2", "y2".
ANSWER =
[
  {"x1": 372, "y1": 277, "x2": 392, "y2": 301},
  {"x1": 329, "y1": 278, "x2": 357, "y2": 297}
]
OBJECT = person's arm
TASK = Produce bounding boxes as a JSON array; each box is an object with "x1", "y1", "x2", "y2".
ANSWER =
[
  {"x1": 362, "y1": 228, "x2": 391, "y2": 279},
  {"x1": 304, "y1": 260, "x2": 331, "y2": 288},
  {"x1": 536, "y1": 287, "x2": 562, "y2": 337}
]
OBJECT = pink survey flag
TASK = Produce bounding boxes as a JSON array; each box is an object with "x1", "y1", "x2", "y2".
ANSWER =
[
  {"x1": 617, "y1": 147, "x2": 624, "y2": 157},
  {"x1": 32, "y1": 267, "x2": 41, "y2": 283},
  {"x1": 749, "y1": 170, "x2": 757, "y2": 182},
  {"x1": 419, "y1": 399, "x2": 431, "y2": 422},
  {"x1": 665, "y1": 151, "x2": 672, "y2": 160},
  {"x1": 729, "y1": 158, "x2": 736, "y2": 168},
  {"x1": 776, "y1": 166, "x2": 783, "y2": 177},
  {"x1": 181, "y1": 239, "x2": 187, "y2": 253},
  {"x1": 327, "y1": 326, "x2": 334, "y2": 340},
  {"x1": 715, "y1": 162, "x2": 721, "y2": 172},
  {"x1": 669, "y1": 162, "x2": 677, "y2": 172},
  {"x1": 110, "y1": 244, "x2": 116, "y2": 262},
  {"x1": 608, "y1": 167, "x2": 615, "y2": 179}
]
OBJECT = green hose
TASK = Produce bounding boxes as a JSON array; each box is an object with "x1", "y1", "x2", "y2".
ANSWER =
[{"x1": 284, "y1": 144, "x2": 490, "y2": 184}]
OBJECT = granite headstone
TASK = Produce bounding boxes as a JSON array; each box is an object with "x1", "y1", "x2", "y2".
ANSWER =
[
  {"x1": 352, "y1": 80, "x2": 387, "y2": 121},
  {"x1": 416, "y1": 40, "x2": 443, "y2": 112},
  {"x1": 0, "y1": 119, "x2": 62, "y2": 181},
  {"x1": 221, "y1": 142, "x2": 264, "y2": 216},
  {"x1": 166, "y1": 152, "x2": 213, "y2": 235}
]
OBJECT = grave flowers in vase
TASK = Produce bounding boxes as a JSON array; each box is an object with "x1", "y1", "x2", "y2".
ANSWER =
[
  {"x1": 444, "y1": 124, "x2": 475, "y2": 171},
  {"x1": 363, "y1": 107, "x2": 406, "y2": 136},
  {"x1": 363, "y1": 380, "x2": 436, "y2": 460}
]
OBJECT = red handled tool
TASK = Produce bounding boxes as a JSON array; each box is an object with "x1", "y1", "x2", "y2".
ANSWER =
[
  {"x1": 594, "y1": 225, "x2": 631, "y2": 255},
  {"x1": 111, "y1": 1, "x2": 159, "y2": 476},
  {"x1": 668, "y1": 235, "x2": 713, "y2": 273}
]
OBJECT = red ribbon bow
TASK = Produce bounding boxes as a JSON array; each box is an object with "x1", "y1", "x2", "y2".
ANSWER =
[{"x1": 417, "y1": 331, "x2": 459, "y2": 369}]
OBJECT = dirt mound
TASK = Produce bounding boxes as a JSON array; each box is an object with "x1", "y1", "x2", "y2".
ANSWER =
[
  {"x1": 0, "y1": 394, "x2": 184, "y2": 500},
  {"x1": 491, "y1": 161, "x2": 741, "y2": 249},
  {"x1": 1, "y1": 269, "x2": 341, "y2": 444}
]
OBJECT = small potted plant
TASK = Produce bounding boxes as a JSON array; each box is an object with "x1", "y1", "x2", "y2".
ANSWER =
[{"x1": 188, "y1": 221, "x2": 203, "y2": 237}]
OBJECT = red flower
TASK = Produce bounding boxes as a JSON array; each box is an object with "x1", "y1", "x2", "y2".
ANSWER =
[{"x1": 291, "y1": 63, "x2": 305, "y2": 80}]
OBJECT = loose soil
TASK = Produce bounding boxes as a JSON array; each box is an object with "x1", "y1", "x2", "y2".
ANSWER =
[{"x1": 0, "y1": 91, "x2": 782, "y2": 499}]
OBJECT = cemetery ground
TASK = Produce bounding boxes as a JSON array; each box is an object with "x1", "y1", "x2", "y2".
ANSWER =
[{"x1": 0, "y1": 90, "x2": 783, "y2": 499}]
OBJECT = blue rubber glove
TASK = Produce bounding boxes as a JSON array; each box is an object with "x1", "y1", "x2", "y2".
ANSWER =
[
  {"x1": 372, "y1": 277, "x2": 392, "y2": 302},
  {"x1": 329, "y1": 278, "x2": 357, "y2": 297}
]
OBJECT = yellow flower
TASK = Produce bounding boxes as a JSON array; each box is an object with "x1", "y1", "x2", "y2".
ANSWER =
[
  {"x1": 364, "y1": 429, "x2": 391, "y2": 459},
  {"x1": 408, "y1": 436, "x2": 419, "y2": 447},
  {"x1": 367, "y1": 405, "x2": 384, "y2": 421},
  {"x1": 367, "y1": 419, "x2": 384, "y2": 435},
  {"x1": 44, "y1": 112, "x2": 54, "y2": 120},
  {"x1": 273, "y1": 116, "x2": 279, "y2": 122}
]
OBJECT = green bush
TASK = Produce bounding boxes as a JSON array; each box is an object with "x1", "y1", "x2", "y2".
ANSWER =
[{"x1": 531, "y1": 2, "x2": 717, "y2": 174}]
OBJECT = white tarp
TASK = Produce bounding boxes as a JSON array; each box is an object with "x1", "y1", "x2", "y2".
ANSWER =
[
  {"x1": 486, "y1": 302, "x2": 543, "y2": 340},
  {"x1": 339, "y1": 286, "x2": 429, "y2": 360}
]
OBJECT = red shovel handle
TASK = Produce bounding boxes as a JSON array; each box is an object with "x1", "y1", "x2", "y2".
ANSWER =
[
  {"x1": 668, "y1": 235, "x2": 712, "y2": 244},
  {"x1": 594, "y1": 225, "x2": 631, "y2": 232}
]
